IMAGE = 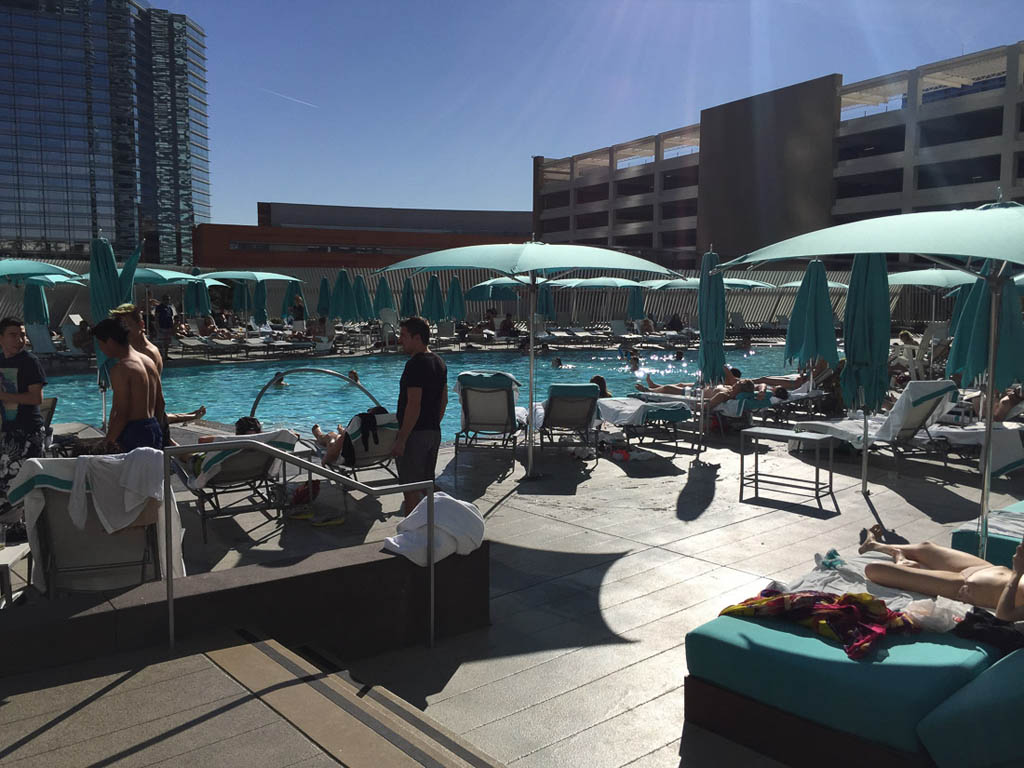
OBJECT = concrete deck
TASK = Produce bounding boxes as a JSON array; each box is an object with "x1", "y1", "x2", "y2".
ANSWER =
[{"x1": 2, "y1": 425, "x2": 1021, "y2": 767}]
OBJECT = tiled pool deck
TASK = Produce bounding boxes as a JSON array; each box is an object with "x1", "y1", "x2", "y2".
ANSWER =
[{"x1": 2, "y1": 429, "x2": 1021, "y2": 767}]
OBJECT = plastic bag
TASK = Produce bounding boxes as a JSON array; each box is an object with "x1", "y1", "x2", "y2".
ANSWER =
[{"x1": 904, "y1": 596, "x2": 970, "y2": 632}]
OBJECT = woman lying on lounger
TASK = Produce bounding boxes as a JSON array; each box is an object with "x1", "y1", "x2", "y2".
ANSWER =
[
  {"x1": 861, "y1": 525, "x2": 1024, "y2": 621},
  {"x1": 311, "y1": 423, "x2": 346, "y2": 466}
]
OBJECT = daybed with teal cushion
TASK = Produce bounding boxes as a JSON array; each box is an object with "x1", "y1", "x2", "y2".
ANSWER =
[{"x1": 950, "y1": 499, "x2": 1024, "y2": 567}]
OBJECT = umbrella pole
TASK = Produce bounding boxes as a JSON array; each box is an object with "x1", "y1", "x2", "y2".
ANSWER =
[
  {"x1": 527, "y1": 274, "x2": 537, "y2": 478},
  {"x1": 978, "y1": 268, "x2": 1006, "y2": 560},
  {"x1": 931, "y1": 291, "x2": 937, "y2": 323},
  {"x1": 860, "y1": 385, "x2": 869, "y2": 496},
  {"x1": 101, "y1": 386, "x2": 107, "y2": 433}
]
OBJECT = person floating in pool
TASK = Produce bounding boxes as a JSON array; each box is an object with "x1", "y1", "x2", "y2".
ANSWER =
[{"x1": 347, "y1": 370, "x2": 359, "y2": 384}]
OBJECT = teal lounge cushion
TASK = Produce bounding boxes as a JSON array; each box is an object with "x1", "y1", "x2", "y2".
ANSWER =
[
  {"x1": 918, "y1": 649, "x2": 1024, "y2": 768},
  {"x1": 686, "y1": 615, "x2": 997, "y2": 754},
  {"x1": 548, "y1": 383, "x2": 599, "y2": 399},
  {"x1": 951, "y1": 501, "x2": 1024, "y2": 567}
]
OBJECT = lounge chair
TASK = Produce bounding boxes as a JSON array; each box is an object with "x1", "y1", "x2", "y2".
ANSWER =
[
  {"x1": 178, "y1": 429, "x2": 300, "y2": 543},
  {"x1": 608, "y1": 319, "x2": 642, "y2": 343},
  {"x1": 728, "y1": 312, "x2": 747, "y2": 331},
  {"x1": 59, "y1": 324, "x2": 91, "y2": 359},
  {"x1": 454, "y1": 371, "x2": 526, "y2": 459},
  {"x1": 596, "y1": 396, "x2": 694, "y2": 451},
  {"x1": 795, "y1": 379, "x2": 959, "y2": 474},
  {"x1": 435, "y1": 320, "x2": 459, "y2": 350},
  {"x1": 538, "y1": 383, "x2": 600, "y2": 452},
  {"x1": 311, "y1": 412, "x2": 399, "y2": 499},
  {"x1": 25, "y1": 324, "x2": 57, "y2": 358},
  {"x1": 379, "y1": 308, "x2": 400, "y2": 350}
]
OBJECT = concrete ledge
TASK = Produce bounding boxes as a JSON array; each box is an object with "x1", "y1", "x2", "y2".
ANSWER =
[{"x1": 1, "y1": 541, "x2": 490, "y2": 678}]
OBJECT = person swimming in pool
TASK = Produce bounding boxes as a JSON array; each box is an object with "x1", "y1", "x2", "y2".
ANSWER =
[{"x1": 861, "y1": 525, "x2": 1024, "y2": 619}]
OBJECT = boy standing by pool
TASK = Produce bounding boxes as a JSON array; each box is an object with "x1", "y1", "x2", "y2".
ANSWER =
[
  {"x1": 93, "y1": 319, "x2": 163, "y2": 452},
  {"x1": 393, "y1": 316, "x2": 447, "y2": 515}
]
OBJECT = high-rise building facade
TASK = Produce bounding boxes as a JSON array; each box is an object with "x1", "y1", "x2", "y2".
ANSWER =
[{"x1": 0, "y1": 0, "x2": 208, "y2": 265}]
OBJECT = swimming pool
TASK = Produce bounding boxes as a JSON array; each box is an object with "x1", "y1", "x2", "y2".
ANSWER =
[{"x1": 45, "y1": 346, "x2": 796, "y2": 442}]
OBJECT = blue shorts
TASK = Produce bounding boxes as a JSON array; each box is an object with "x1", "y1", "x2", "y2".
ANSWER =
[{"x1": 119, "y1": 417, "x2": 163, "y2": 452}]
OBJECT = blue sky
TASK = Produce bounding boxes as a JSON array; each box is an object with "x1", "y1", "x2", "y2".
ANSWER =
[{"x1": 165, "y1": 0, "x2": 1024, "y2": 225}]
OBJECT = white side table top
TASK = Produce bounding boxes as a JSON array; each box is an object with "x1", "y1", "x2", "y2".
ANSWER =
[{"x1": 0, "y1": 542, "x2": 31, "y2": 569}]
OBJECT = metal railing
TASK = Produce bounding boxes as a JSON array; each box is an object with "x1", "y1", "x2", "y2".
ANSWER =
[{"x1": 162, "y1": 440, "x2": 437, "y2": 650}]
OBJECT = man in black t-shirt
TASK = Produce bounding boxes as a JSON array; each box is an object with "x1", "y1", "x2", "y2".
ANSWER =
[
  {"x1": 0, "y1": 317, "x2": 48, "y2": 525},
  {"x1": 393, "y1": 316, "x2": 447, "y2": 514}
]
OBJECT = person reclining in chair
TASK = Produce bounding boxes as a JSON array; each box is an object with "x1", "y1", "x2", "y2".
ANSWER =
[
  {"x1": 860, "y1": 525, "x2": 1024, "y2": 621},
  {"x1": 93, "y1": 318, "x2": 163, "y2": 453},
  {"x1": 312, "y1": 423, "x2": 347, "y2": 466}
]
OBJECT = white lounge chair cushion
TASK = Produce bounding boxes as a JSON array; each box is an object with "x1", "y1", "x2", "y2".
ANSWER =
[{"x1": 195, "y1": 429, "x2": 299, "y2": 488}]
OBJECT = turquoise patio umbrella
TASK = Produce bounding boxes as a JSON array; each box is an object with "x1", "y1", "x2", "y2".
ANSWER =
[
  {"x1": 420, "y1": 274, "x2": 445, "y2": 324},
  {"x1": 717, "y1": 202, "x2": 1024, "y2": 553},
  {"x1": 948, "y1": 284, "x2": 970, "y2": 337},
  {"x1": 784, "y1": 260, "x2": 839, "y2": 376},
  {"x1": 946, "y1": 265, "x2": 1024, "y2": 391},
  {"x1": 185, "y1": 277, "x2": 213, "y2": 317},
  {"x1": 23, "y1": 283, "x2": 49, "y2": 326},
  {"x1": 280, "y1": 280, "x2": 306, "y2": 320},
  {"x1": 626, "y1": 285, "x2": 645, "y2": 321},
  {"x1": 252, "y1": 281, "x2": 269, "y2": 326},
  {"x1": 352, "y1": 275, "x2": 374, "y2": 321},
  {"x1": 380, "y1": 241, "x2": 674, "y2": 477},
  {"x1": 202, "y1": 270, "x2": 301, "y2": 283},
  {"x1": 316, "y1": 277, "x2": 331, "y2": 318},
  {"x1": 696, "y1": 251, "x2": 726, "y2": 456},
  {"x1": 889, "y1": 268, "x2": 976, "y2": 321},
  {"x1": 535, "y1": 281, "x2": 555, "y2": 321},
  {"x1": 444, "y1": 276, "x2": 466, "y2": 322},
  {"x1": 465, "y1": 282, "x2": 517, "y2": 302},
  {"x1": 89, "y1": 238, "x2": 140, "y2": 424},
  {"x1": 330, "y1": 270, "x2": 356, "y2": 322},
  {"x1": 373, "y1": 276, "x2": 395, "y2": 315},
  {"x1": 841, "y1": 254, "x2": 891, "y2": 494},
  {"x1": 232, "y1": 281, "x2": 252, "y2": 314},
  {"x1": 399, "y1": 277, "x2": 417, "y2": 317}
]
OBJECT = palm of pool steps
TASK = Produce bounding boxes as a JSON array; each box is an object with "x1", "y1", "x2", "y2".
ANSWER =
[{"x1": 207, "y1": 635, "x2": 503, "y2": 767}]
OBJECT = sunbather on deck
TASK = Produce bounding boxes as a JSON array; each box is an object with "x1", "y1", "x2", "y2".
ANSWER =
[
  {"x1": 860, "y1": 525, "x2": 1024, "y2": 621},
  {"x1": 312, "y1": 423, "x2": 346, "y2": 466}
]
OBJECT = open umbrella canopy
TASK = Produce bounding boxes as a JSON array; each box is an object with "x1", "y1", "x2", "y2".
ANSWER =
[
  {"x1": 626, "y1": 285, "x2": 646, "y2": 321},
  {"x1": 352, "y1": 275, "x2": 374, "y2": 321},
  {"x1": 784, "y1": 260, "x2": 839, "y2": 370},
  {"x1": 165, "y1": 275, "x2": 227, "y2": 288},
  {"x1": 20, "y1": 274, "x2": 84, "y2": 287},
  {"x1": 316, "y1": 277, "x2": 331, "y2": 317},
  {"x1": 373, "y1": 276, "x2": 395, "y2": 315},
  {"x1": 697, "y1": 251, "x2": 727, "y2": 385},
  {"x1": 252, "y1": 281, "x2": 269, "y2": 326},
  {"x1": 232, "y1": 281, "x2": 252, "y2": 313},
  {"x1": 380, "y1": 242, "x2": 676, "y2": 278},
  {"x1": 641, "y1": 278, "x2": 701, "y2": 290},
  {"x1": 23, "y1": 284, "x2": 49, "y2": 326},
  {"x1": 778, "y1": 279, "x2": 849, "y2": 290},
  {"x1": 280, "y1": 280, "x2": 306, "y2": 319},
  {"x1": 202, "y1": 270, "x2": 301, "y2": 283},
  {"x1": 946, "y1": 266, "x2": 1024, "y2": 390},
  {"x1": 420, "y1": 274, "x2": 445, "y2": 324},
  {"x1": 0, "y1": 259, "x2": 76, "y2": 281},
  {"x1": 719, "y1": 205, "x2": 1024, "y2": 271},
  {"x1": 552, "y1": 276, "x2": 642, "y2": 289},
  {"x1": 841, "y1": 254, "x2": 891, "y2": 412},
  {"x1": 330, "y1": 270, "x2": 356, "y2": 322},
  {"x1": 444, "y1": 276, "x2": 466, "y2": 321},
  {"x1": 887, "y1": 268, "x2": 977, "y2": 289},
  {"x1": 464, "y1": 282, "x2": 518, "y2": 302},
  {"x1": 77, "y1": 266, "x2": 187, "y2": 285},
  {"x1": 721, "y1": 277, "x2": 776, "y2": 290},
  {"x1": 399, "y1": 277, "x2": 417, "y2": 317}
]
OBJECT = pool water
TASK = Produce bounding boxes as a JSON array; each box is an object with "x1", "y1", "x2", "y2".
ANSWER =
[{"x1": 46, "y1": 346, "x2": 795, "y2": 442}]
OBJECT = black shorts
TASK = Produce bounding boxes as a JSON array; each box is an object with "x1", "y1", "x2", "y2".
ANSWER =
[{"x1": 396, "y1": 429, "x2": 441, "y2": 485}]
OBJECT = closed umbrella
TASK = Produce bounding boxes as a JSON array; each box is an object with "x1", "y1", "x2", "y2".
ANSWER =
[
  {"x1": 23, "y1": 283, "x2": 49, "y2": 326},
  {"x1": 330, "y1": 270, "x2": 356, "y2": 322},
  {"x1": 784, "y1": 260, "x2": 839, "y2": 383},
  {"x1": 232, "y1": 281, "x2": 252, "y2": 314},
  {"x1": 840, "y1": 254, "x2": 891, "y2": 494},
  {"x1": 948, "y1": 284, "x2": 970, "y2": 338},
  {"x1": 444, "y1": 276, "x2": 466, "y2": 322},
  {"x1": 535, "y1": 282, "x2": 555, "y2": 321},
  {"x1": 89, "y1": 238, "x2": 140, "y2": 427},
  {"x1": 626, "y1": 285, "x2": 645, "y2": 321},
  {"x1": 421, "y1": 274, "x2": 445, "y2": 324},
  {"x1": 185, "y1": 279, "x2": 212, "y2": 317},
  {"x1": 946, "y1": 266, "x2": 1024, "y2": 390},
  {"x1": 352, "y1": 275, "x2": 374, "y2": 321},
  {"x1": 373, "y1": 276, "x2": 395, "y2": 315},
  {"x1": 381, "y1": 241, "x2": 674, "y2": 477},
  {"x1": 280, "y1": 280, "x2": 306, "y2": 320},
  {"x1": 696, "y1": 251, "x2": 727, "y2": 456},
  {"x1": 399, "y1": 277, "x2": 417, "y2": 317},
  {"x1": 252, "y1": 280, "x2": 269, "y2": 327},
  {"x1": 314, "y1": 277, "x2": 330, "y2": 318}
]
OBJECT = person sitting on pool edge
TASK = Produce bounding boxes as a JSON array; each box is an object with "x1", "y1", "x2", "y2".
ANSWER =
[
  {"x1": 590, "y1": 375, "x2": 611, "y2": 398},
  {"x1": 93, "y1": 318, "x2": 163, "y2": 452}
]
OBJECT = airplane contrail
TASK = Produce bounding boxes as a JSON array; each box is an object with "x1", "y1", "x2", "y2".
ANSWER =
[{"x1": 259, "y1": 87, "x2": 320, "y2": 109}]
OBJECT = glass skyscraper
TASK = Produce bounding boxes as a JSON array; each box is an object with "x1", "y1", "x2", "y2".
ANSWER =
[{"x1": 0, "y1": 0, "x2": 208, "y2": 265}]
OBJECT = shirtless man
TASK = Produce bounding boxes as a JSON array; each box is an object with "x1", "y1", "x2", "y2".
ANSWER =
[
  {"x1": 860, "y1": 525, "x2": 1024, "y2": 620},
  {"x1": 110, "y1": 304, "x2": 205, "y2": 428},
  {"x1": 93, "y1": 318, "x2": 163, "y2": 452}
]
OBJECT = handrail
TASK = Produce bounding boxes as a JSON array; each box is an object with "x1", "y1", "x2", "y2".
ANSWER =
[
  {"x1": 162, "y1": 439, "x2": 436, "y2": 650},
  {"x1": 250, "y1": 368, "x2": 383, "y2": 417}
]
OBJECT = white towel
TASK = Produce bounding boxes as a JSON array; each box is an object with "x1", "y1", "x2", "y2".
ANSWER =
[
  {"x1": 70, "y1": 448, "x2": 166, "y2": 533},
  {"x1": 383, "y1": 491, "x2": 484, "y2": 566}
]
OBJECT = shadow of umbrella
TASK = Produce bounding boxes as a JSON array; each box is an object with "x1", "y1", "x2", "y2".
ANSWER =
[
  {"x1": 677, "y1": 462, "x2": 718, "y2": 520},
  {"x1": 345, "y1": 542, "x2": 633, "y2": 708}
]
